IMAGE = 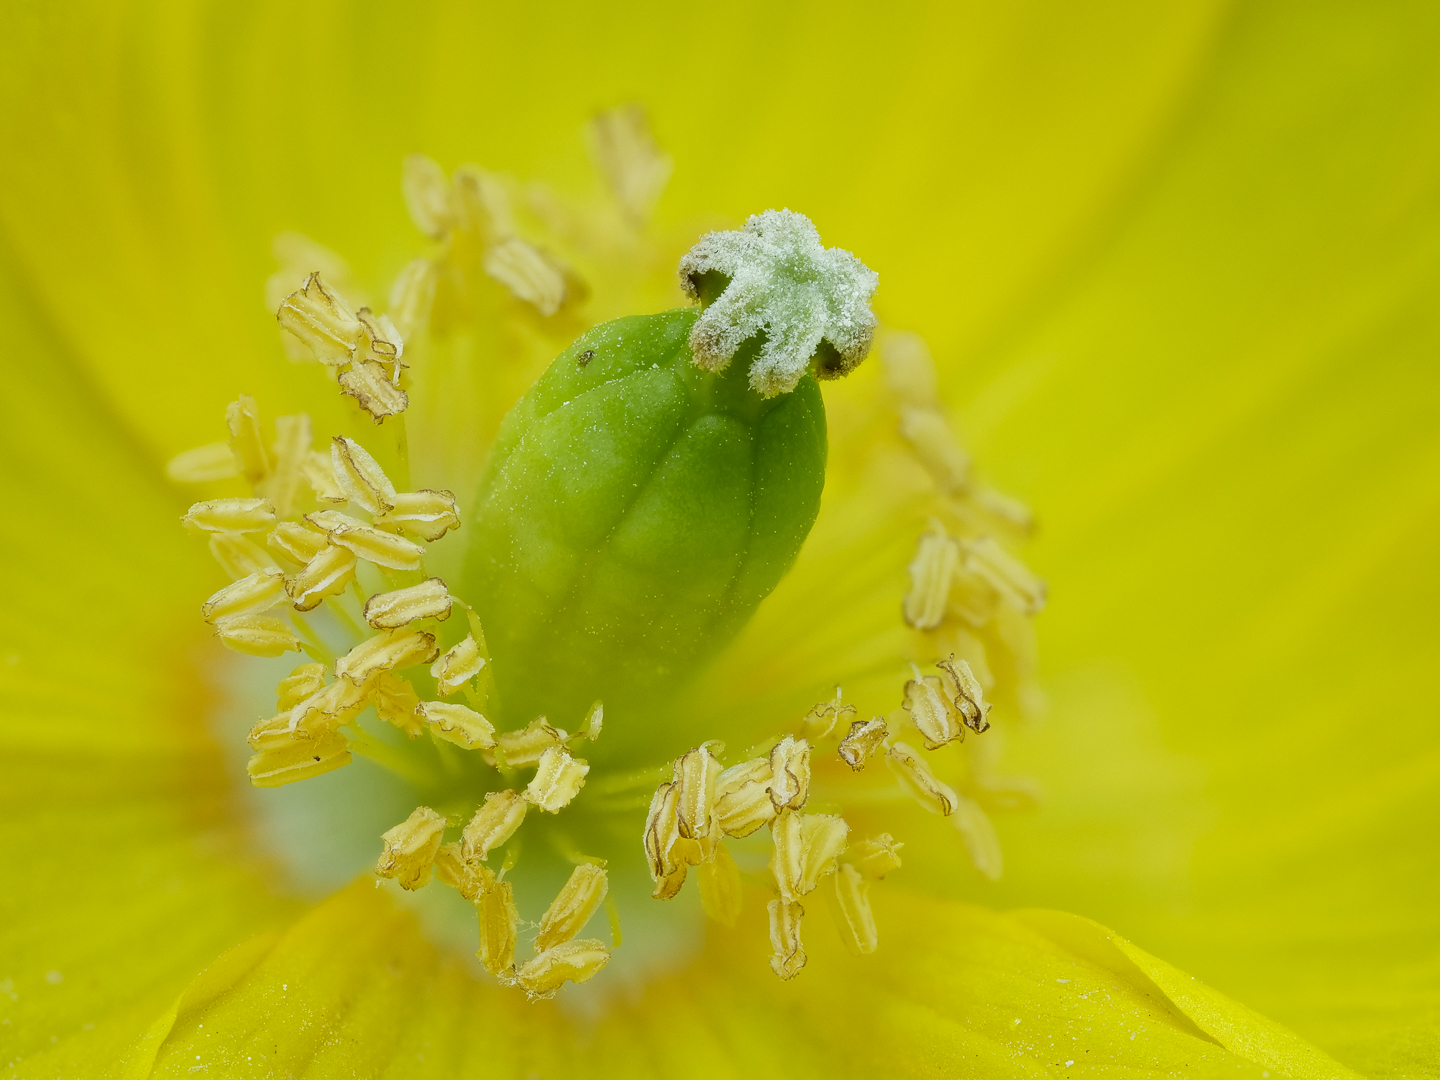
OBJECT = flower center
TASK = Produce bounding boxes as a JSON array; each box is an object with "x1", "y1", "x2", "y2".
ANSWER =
[{"x1": 167, "y1": 107, "x2": 1045, "y2": 1002}]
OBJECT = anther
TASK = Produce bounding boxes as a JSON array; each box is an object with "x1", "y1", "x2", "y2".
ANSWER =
[
  {"x1": 223, "y1": 394, "x2": 269, "y2": 484},
  {"x1": 461, "y1": 790, "x2": 528, "y2": 862},
  {"x1": 952, "y1": 795, "x2": 1003, "y2": 881},
  {"x1": 200, "y1": 569, "x2": 286, "y2": 623},
  {"x1": 524, "y1": 747, "x2": 589, "y2": 813},
  {"x1": 416, "y1": 701, "x2": 495, "y2": 749},
  {"x1": 264, "y1": 414, "x2": 313, "y2": 518},
  {"x1": 376, "y1": 806, "x2": 447, "y2": 890},
  {"x1": 886, "y1": 741, "x2": 958, "y2": 817},
  {"x1": 388, "y1": 258, "x2": 437, "y2": 340},
  {"x1": 306, "y1": 511, "x2": 425, "y2": 570},
  {"x1": 837, "y1": 717, "x2": 889, "y2": 770},
  {"x1": 936, "y1": 654, "x2": 990, "y2": 733},
  {"x1": 330, "y1": 436, "x2": 396, "y2": 514},
  {"x1": 713, "y1": 757, "x2": 776, "y2": 838},
  {"x1": 371, "y1": 673, "x2": 423, "y2": 737},
  {"x1": 644, "y1": 781, "x2": 693, "y2": 899},
  {"x1": 288, "y1": 677, "x2": 372, "y2": 735},
  {"x1": 587, "y1": 103, "x2": 672, "y2": 225},
  {"x1": 898, "y1": 407, "x2": 971, "y2": 496},
  {"x1": 276, "y1": 273, "x2": 361, "y2": 365},
  {"x1": 339, "y1": 360, "x2": 409, "y2": 423},
  {"x1": 767, "y1": 899, "x2": 806, "y2": 980},
  {"x1": 363, "y1": 578, "x2": 452, "y2": 629},
  {"x1": 301, "y1": 450, "x2": 346, "y2": 504},
  {"x1": 374, "y1": 489, "x2": 460, "y2": 541},
  {"x1": 510, "y1": 939, "x2": 610, "y2": 1001},
  {"x1": 486, "y1": 717, "x2": 565, "y2": 768},
  {"x1": 209, "y1": 533, "x2": 276, "y2": 581},
  {"x1": 165, "y1": 441, "x2": 238, "y2": 483},
  {"x1": 431, "y1": 635, "x2": 485, "y2": 697},
  {"x1": 213, "y1": 614, "x2": 302, "y2": 658},
  {"x1": 484, "y1": 238, "x2": 567, "y2": 317},
  {"x1": 268, "y1": 520, "x2": 329, "y2": 566},
  {"x1": 673, "y1": 746, "x2": 722, "y2": 841},
  {"x1": 697, "y1": 841, "x2": 743, "y2": 927},
  {"x1": 771, "y1": 811, "x2": 849, "y2": 902},
  {"x1": 247, "y1": 731, "x2": 350, "y2": 787},
  {"x1": 850, "y1": 833, "x2": 904, "y2": 879},
  {"x1": 535, "y1": 864, "x2": 609, "y2": 952},
  {"x1": 830, "y1": 863, "x2": 878, "y2": 956},
  {"x1": 902, "y1": 521, "x2": 957, "y2": 631},
  {"x1": 476, "y1": 878, "x2": 519, "y2": 977},
  {"x1": 335, "y1": 628, "x2": 439, "y2": 684},
  {"x1": 284, "y1": 545, "x2": 357, "y2": 611},
  {"x1": 182, "y1": 498, "x2": 276, "y2": 534},
  {"x1": 435, "y1": 843, "x2": 494, "y2": 902},
  {"x1": 401, "y1": 153, "x2": 456, "y2": 240},
  {"x1": 903, "y1": 669, "x2": 964, "y2": 750},
  {"x1": 768, "y1": 735, "x2": 811, "y2": 811},
  {"x1": 276, "y1": 663, "x2": 327, "y2": 710},
  {"x1": 800, "y1": 690, "x2": 857, "y2": 741}
]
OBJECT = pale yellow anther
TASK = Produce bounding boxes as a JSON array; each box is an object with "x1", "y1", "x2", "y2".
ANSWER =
[
  {"x1": 276, "y1": 663, "x2": 327, "y2": 711},
  {"x1": 904, "y1": 672, "x2": 963, "y2": 750},
  {"x1": 535, "y1": 864, "x2": 609, "y2": 952},
  {"x1": 476, "y1": 878, "x2": 519, "y2": 977},
  {"x1": 246, "y1": 713, "x2": 294, "y2": 753},
  {"x1": 852, "y1": 834, "x2": 905, "y2": 881},
  {"x1": 284, "y1": 544, "x2": 357, "y2": 612},
  {"x1": 771, "y1": 810, "x2": 849, "y2": 901},
  {"x1": 301, "y1": 449, "x2": 347, "y2": 504},
  {"x1": 451, "y1": 164, "x2": 513, "y2": 238},
  {"x1": 374, "y1": 489, "x2": 460, "y2": 542},
  {"x1": 673, "y1": 746, "x2": 722, "y2": 841},
  {"x1": 962, "y1": 535, "x2": 1047, "y2": 617},
  {"x1": 713, "y1": 758, "x2": 776, "y2": 838},
  {"x1": 247, "y1": 731, "x2": 350, "y2": 787},
  {"x1": 486, "y1": 716, "x2": 565, "y2": 768},
  {"x1": 697, "y1": 841, "x2": 743, "y2": 928},
  {"x1": 213, "y1": 614, "x2": 302, "y2": 658},
  {"x1": 830, "y1": 863, "x2": 878, "y2": 956},
  {"x1": 401, "y1": 153, "x2": 456, "y2": 239},
  {"x1": 267, "y1": 520, "x2": 330, "y2": 566},
  {"x1": 899, "y1": 406, "x2": 971, "y2": 495},
  {"x1": 886, "y1": 741, "x2": 958, "y2": 817},
  {"x1": 767, "y1": 899, "x2": 806, "y2": 981},
  {"x1": 388, "y1": 258, "x2": 437, "y2": 340},
  {"x1": 364, "y1": 578, "x2": 452, "y2": 629},
  {"x1": 461, "y1": 790, "x2": 528, "y2": 862},
  {"x1": 287, "y1": 676, "x2": 372, "y2": 736},
  {"x1": 768, "y1": 735, "x2": 811, "y2": 812},
  {"x1": 484, "y1": 237, "x2": 567, "y2": 317},
  {"x1": 262, "y1": 413, "x2": 313, "y2": 518},
  {"x1": 330, "y1": 436, "x2": 397, "y2": 515},
  {"x1": 165, "y1": 441, "x2": 238, "y2": 483},
  {"x1": 800, "y1": 692, "x2": 857, "y2": 742},
  {"x1": 277, "y1": 272, "x2": 361, "y2": 365},
  {"x1": 431, "y1": 634, "x2": 485, "y2": 697},
  {"x1": 355, "y1": 307, "x2": 404, "y2": 367},
  {"x1": 182, "y1": 497, "x2": 276, "y2": 534},
  {"x1": 208, "y1": 533, "x2": 277, "y2": 580},
  {"x1": 434, "y1": 842, "x2": 495, "y2": 902},
  {"x1": 575, "y1": 700, "x2": 603, "y2": 741},
  {"x1": 376, "y1": 805, "x2": 446, "y2": 890},
  {"x1": 511, "y1": 939, "x2": 610, "y2": 1001},
  {"x1": 372, "y1": 672, "x2": 424, "y2": 737},
  {"x1": 524, "y1": 746, "x2": 589, "y2": 813},
  {"x1": 952, "y1": 794, "x2": 1004, "y2": 881},
  {"x1": 225, "y1": 394, "x2": 270, "y2": 484},
  {"x1": 837, "y1": 717, "x2": 889, "y2": 771},
  {"x1": 587, "y1": 103, "x2": 672, "y2": 225},
  {"x1": 644, "y1": 781, "x2": 689, "y2": 899},
  {"x1": 903, "y1": 522, "x2": 957, "y2": 631},
  {"x1": 417, "y1": 700, "x2": 496, "y2": 750},
  {"x1": 201, "y1": 568, "x2": 286, "y2": 623},
  {"x1": 266, "y1": 232, "x2": 354, "y2": 317},
  {"x1": 339, "y1": 359, "x2": 409, "y2": 423},
  {"x1": 936, "y1": 654, "x2": 991, "y2": 734},
  {"x1": 879, "y1": 330, "x2": 941, "y2": 409},
  {"x1": 335, "y1": 628, "x2": 439, "y2": 684},
  {"x1": 306, "y1": 511, "x2": 425, "y2": 570}
]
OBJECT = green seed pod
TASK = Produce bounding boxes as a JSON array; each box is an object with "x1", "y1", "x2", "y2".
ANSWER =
[{"x1": 462, "y1": 210, "x2": 877, "y2": 759}]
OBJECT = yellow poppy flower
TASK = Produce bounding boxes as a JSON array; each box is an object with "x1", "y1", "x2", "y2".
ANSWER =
[{"x1": 1, "y1": 3, "x2": 1434, "y2": 1078}]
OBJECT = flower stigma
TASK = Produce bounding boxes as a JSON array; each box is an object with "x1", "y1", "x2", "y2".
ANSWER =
[{"x1": 168, "y1": 106, "x2": 1044, "y2": 1001}]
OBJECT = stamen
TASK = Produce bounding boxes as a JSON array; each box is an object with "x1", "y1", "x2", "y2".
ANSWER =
[
  {"x1": 264, "y1": 414, "x2": 314, "y2": 518},
  {"x1": 587, "y1": 103, "x2": 672, "y2": 225},
  {"x1": 486, "y1": 716, "x2": 565, "y2": 768},
  {"x1": 936, "y1": 655, "x2": 990, "y2": 733},
  {"x1": 363, "y1": 578, "x2": 452, "y2": 629},
  {"x1": 330, "y1": 436, "x2": 397, "y2": 514},
  {"x1": 672, "y1": 746, "x2": 722, "y2": 841},
  {"x1": 339, "y1": 360, "x2": 409, "y2": 423},
  {"x1": 301, "y1": 451, "x2": 347, "y2": 504},
  {"x1": 416, "y1": 701, "x2": 495, "y2": 749},
  {"x1": 483, "y1": 238, "x2": 567, "y2": 317},
  {"x1": 306, "y1": 511, "x2": 425, "y2": 570},
  {"x1": 510, "y1": 939, "x2": 610, "y2": 1001},
  {"x1": 371, "y1": 673, "x2": 424, "y2": 737},
  {"x1": 836, "y1": 717, "x2": 888, "y2": 770},
  {"x1": 431, "y1": 635, "x2": 485, "y2": 697},
  {"x1": 461, "y1": 790, "x2": 528, "y2": 861},
  {"x1": 225, "y1": 395, "x2": 270, "y2": 484},
  {"x1": 213, "y1": 614, "x2": 301, "y2": 658},
  {"x1": 208, "y1": 533, "x2": 277, "y2": 580},
  {"x1": 952, "y1": 795, "x2": 1003, "y2": 882},
  {"x1": 898, "y1": 407, "x2": 971, "y2": 496},
  {"x1": 268, "y1": 520, "x2": 329, "y2": 565},
  {"x1": 829, "y1": 863, "x2": 878, "y2": 956},
  {"x1": 768, "y1": 735, "x2": 811, "y2": 811},
  {"x1": 276, "y1": 273, "x2": 362, "y2": 365},
  {"x1": 713, "y1": 757, "x2": 776, "y2": 837},
  {"x1": 388, "y1": 258, "x2": 437, "y2": 340},
  {"x1": 524, "y1": 747, "x2": 589, "y2": 813},
  {"x1": 771, "y1": 810, "x2": 849, "y2": 902},
  {"x1": 275, "y1": 663, "x2": 327, "y2": 709},
  {"x1": 902, "y1": 669, "x2": 960, "y2": 750},
  {"x1": 401, "y1": 154, "x2": 456, "y2": 240},
  {"x1": 767, "y1": 899, "x2": 805, "y2": 980},
  {"x1": 376, "y1": 806, "x2": 447, "y2": 890},
  {"x1": 799, "y1": 689, "x2": 857, "y2": 741},
  {"x1": 644, "y1": 781, "x2": 694, "y2": 899},
  {"x1": 850, "y1": 834, "x2": 903, "y2": 879},
  {"x1": 288, "y1": 677, "x2": 371, "y2": 735},
  {"x1": 535, "y1": 864, "x2": 609, "y2": 952},
  {"x1": 885, "y1": 741, "x2": 958, "y2": 817},
  {"x1": 335, "y1": 629, "x2": 439, "y2": 684},
  {"x1": 284, "y1": 545, "x2": 357, "y2": 611},
  {"x1": 374, "y1": 489, "x2": 460, "y2": 541},
  {"x1": 182, "y1": 497, "x2": 276, "y2": 534},
  {"x1": 434, "y1": 842, "x2": 493, "y2": 902},
  {"x1": 247, "y1": 731, "x2": 350, "y2": 787},
  {"x1": 165, "y1": 441, "x2": 238, "y2": 483},
  {"x1": 697, "y1": 841, "x2": 743, "y2": 927},
  {"x1": 475, "y1": 877, "x2": 519, "y2": 977},
  {"x1": 200, "y1": 569, "x2": 286, "y2": 623},
  {"x1": 902, "y1": 520, "x2": 957, "y2": 631}
]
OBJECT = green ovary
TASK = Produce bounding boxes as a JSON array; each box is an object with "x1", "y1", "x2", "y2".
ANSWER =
[{"x1": 462, "y1": 307, "x2": 827, "y2": 762}]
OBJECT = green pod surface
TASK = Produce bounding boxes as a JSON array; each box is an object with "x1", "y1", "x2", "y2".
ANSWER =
[{"x1": 461, "y1": 308, "x2": 826, "y2": 759}]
